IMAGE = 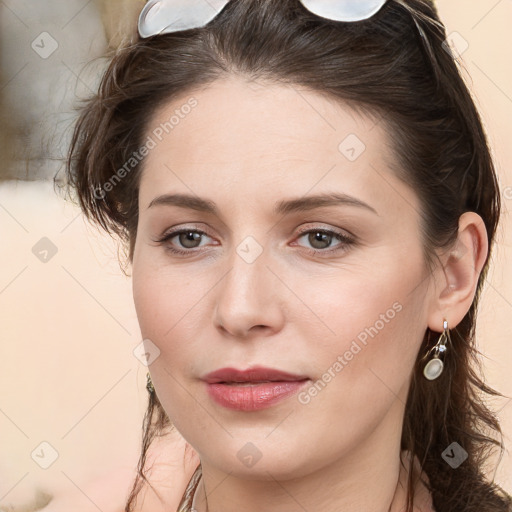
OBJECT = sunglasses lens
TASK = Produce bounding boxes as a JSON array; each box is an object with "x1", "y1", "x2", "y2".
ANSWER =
[
  {"x1": 139, "y1": 0, "x2": 389, "y2": 38},
  {"x1": 139, "y1": 0, "x2": 230, "y2": 37},
  {"x1": 299, "y1": 0, "x2": 388, "y2": 22}
]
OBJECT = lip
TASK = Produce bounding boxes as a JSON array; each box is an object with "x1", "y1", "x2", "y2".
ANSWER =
[
  {"x1": 202, "y1": 366, "x2": 309, "y2": 384},
  {"x1": 202, "y1": 366, "x2": 310, "y2": 411}
]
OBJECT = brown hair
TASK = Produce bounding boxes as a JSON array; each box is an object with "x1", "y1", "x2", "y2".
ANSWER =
[{"x1": 63, "y1": 0, "x2": 512, "y2": 510}]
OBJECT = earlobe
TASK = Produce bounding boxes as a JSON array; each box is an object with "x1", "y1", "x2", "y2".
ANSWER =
[{"x1": 427, "y1": 211, "x2": 489, "y2": 331}]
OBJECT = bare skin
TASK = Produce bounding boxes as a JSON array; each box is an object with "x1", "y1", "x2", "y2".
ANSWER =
[{"x1": 130, "y1": 76, "x2": 487, "y2": 512}]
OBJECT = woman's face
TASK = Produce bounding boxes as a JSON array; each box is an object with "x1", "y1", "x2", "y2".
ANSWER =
[{"x1": 132, "y1": 76, "x2": 436, "y2": 479}]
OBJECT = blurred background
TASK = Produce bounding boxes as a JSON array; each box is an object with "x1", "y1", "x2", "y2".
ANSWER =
[{"x1": 0, "y1": 0, "x2": 511, "y2": 510}]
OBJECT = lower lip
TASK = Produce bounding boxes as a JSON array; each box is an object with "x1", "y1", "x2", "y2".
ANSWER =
[{"x1": 206, "y1": 380, "x2": 309, "y2": 411}]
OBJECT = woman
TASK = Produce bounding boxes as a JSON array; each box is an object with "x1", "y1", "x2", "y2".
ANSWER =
[{"x1": 64, "y1": 0, "x2": 512, "y2": 511}]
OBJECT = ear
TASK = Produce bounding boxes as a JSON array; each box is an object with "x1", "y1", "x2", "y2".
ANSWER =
[{"x1": 427, "y1": 211, "x2": 489, "y2": 332}]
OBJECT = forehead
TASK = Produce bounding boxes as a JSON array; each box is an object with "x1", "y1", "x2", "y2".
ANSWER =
[
  {"x1": 143, "y1": 76, "x2": 383, "y2": 164},
  {"x1": 138, "y1": 76, "x2": 413, "y2": 218}
]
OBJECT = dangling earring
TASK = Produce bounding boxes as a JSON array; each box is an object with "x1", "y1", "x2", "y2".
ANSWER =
[
  {"x1": 422, "y1": 319, "x2": 450, "y2": 380},
  {"x1": 146, "y1": 372, "x2": 155, "y2": 394}
]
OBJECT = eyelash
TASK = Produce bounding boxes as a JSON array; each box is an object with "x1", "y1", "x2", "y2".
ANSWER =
[{"x1": 153, "y1": 225, "x2": 356, "y2": 257}]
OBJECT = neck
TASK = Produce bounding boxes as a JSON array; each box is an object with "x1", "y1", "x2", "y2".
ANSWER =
[{"x1": 193, "y1": 399, "x2": 420, "y2": 512}]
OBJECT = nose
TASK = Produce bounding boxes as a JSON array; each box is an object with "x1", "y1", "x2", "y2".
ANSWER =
[{"x1": 213, "y1": 246, "x2": 285, "y2": 340}]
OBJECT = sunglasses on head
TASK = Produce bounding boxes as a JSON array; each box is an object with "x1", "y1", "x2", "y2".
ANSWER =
[{"x1": 138, "y1": 0, "x2": 389, "y2": 38}]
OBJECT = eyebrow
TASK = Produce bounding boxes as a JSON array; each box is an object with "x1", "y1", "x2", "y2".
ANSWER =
[{"x1": 147, "y1": 192, "x2": 378, "y2": 216}]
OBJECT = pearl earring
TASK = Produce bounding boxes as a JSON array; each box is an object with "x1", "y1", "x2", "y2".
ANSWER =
[{"x1": 423, "y1": 320, "x2": 450, "y2": 381}]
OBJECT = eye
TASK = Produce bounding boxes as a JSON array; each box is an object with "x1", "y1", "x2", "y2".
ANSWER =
[
  {"x1": 153, "y1": 228, "x2": 214, "y2": 255},
  {"x1": 294, "y1": 227, "x2": 355, "y2": 255}
]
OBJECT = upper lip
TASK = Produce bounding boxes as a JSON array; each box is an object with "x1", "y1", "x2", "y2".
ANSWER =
[{"x1": 202, "y1": 366, "x2": 309, "y2": 384}]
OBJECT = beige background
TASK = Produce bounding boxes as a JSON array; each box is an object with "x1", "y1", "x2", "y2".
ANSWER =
[{"x1": 0, "y1": 0, "x2": 511, "y2": 510}]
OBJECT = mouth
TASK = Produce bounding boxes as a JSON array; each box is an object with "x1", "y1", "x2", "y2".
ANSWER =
[{"x1": 202, "y1": 366, "x2": 310, "y2": 411}]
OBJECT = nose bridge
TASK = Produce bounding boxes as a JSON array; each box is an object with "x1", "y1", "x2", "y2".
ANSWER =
[{"x1": 214, "y1": 234, "x2": 283, "y2": 336}]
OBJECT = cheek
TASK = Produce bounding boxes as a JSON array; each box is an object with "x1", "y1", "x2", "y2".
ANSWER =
[
  {"x1": 132, "y1": 263, "x2": 207, "y2": 428},
  {"x1": 291, "y1": 274, "x2": 425, "y2": 464},
  {"x1": 293, "y1": 253, "x2": 427, "y2": 395},
  {"x1": 132, "y1": 245, "x2": 196, "y2": 338},
  {"x1": 131, "y1": 257, "x2": 216, "y2": 377}
]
